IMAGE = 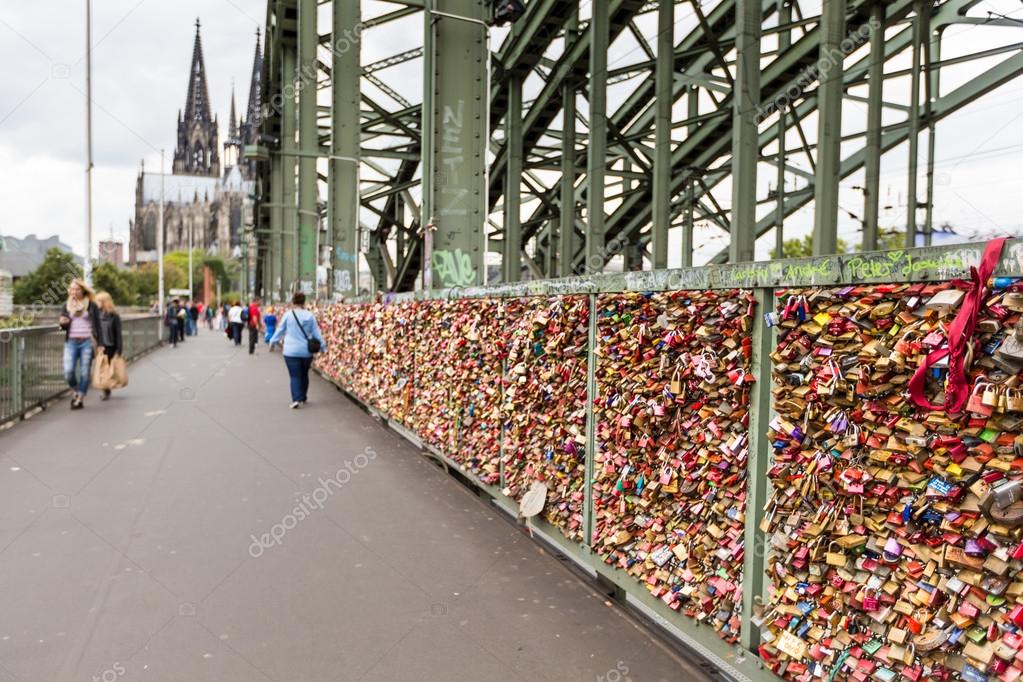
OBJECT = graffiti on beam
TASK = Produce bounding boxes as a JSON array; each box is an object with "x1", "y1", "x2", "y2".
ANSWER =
[
  {"x1": 432, "y1": 249, "x2": 477, "y2": 288},
  {"x1": 846, "y1": 249, "x2": 973, "y2": 281},
  {"x1": 334, "y1": 269, "x2": 353, "y2": 293},
  {"x1": 437, "y1": 100, "x2": 468, "y2": 217}
]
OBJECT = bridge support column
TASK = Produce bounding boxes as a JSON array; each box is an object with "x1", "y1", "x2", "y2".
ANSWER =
[
  {"x1": 297, "y1": 0, "x2": 319, "y2": 295},
  {"x1": 281, "y1": 42, "x2": 298, "y2": 298},
  {"x1": 729, "y1": 0, "x2": 761, "y2": 263},
  {"x1": 585, "y1": 0, "x2": 608, "y2": 271},
  {"x1": 330, "y1": 0, "x2": 361, "y2": 299},
  {"x1": 558, "y1": 10, "x2": 578, "y2": 279},
  {"x1": 503, "y1": 75, "x2": 522, "y2": 283},
  {"x1": 421, "y1": 0, "x2": 488, "y2": 289},
  {"x1": 812, "y1": 0, "x2": 844, "y2": 256},
  {"x1": 651, "y1": 0, "x2": 673, "y2": 271}
]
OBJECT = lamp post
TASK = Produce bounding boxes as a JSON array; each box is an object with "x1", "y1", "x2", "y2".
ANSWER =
[
  {"x1": 84, "y1": 0, "x2": 94, "y2": 285},
  {"x1": 158, "y1": 150, "x2": 165, "y2": 316}
]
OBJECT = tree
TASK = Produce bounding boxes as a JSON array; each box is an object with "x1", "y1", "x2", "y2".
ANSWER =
[
  {"x1": 772, "y1": 229, "x2": 906, "y2": 259},
  {"x1": 92, "y1": 262, "x2": 137, "y2": 306},
  {"x1": 131, "y1": 261, "x2": 187, "y2": 306},
  {"x1": 163, "y1": 250, "x2": 238, "y2": 299},
  {"x1": 773, "y1": 235, "x2": 850, "y2": 259},
  {"x1": 13, "y1": 248, "x2": 82, "y2": 305}
]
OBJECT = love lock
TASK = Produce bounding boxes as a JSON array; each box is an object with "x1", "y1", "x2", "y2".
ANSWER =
[
  {"x1": 761, "y1": 280, "x2": 1023, "y2": 682},
  {"x1": 591, "y1": 289, "x2": 756, "y2": 645}
]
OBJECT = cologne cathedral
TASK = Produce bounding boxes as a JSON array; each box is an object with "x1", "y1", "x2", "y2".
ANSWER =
[{"x1": 129, "y1": 20, "x2": 262, "y2": 264}]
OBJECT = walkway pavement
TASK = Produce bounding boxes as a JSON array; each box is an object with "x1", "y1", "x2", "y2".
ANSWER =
[{"x1": 0, "y1": 330, "x2": 711, "y2": 682}]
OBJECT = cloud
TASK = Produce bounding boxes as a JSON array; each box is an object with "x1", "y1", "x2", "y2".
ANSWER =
[{"x1": 0, "y1": 0, "x2": 263, "y2": 256}]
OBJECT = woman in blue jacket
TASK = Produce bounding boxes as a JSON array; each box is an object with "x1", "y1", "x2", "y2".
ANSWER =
[{"x1": 269, "y1": 292, "x2": 327, "y2": 409}]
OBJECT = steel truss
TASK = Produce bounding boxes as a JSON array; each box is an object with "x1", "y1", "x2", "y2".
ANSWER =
[{"x1": 255, "y1": 0, "x2": 1023, "y2": 298}]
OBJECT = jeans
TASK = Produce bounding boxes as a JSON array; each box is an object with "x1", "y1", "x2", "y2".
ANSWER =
[
  {"x1": 248, "y1": 324, "x2": 258, "y2": 354},
  {"x1": 284, "y1": 355, "x2": 313, "y2": 403},
  {"x1": 63, "y1": 338, "x2": 94, "y2": 395},
  {"x1": 168, "y1": 321, "x2": 179, "y2": 347},
  {"x1": 230, "y1": 322, "x2": 243, "y2": 345},
  {"x1": 186, "y1": 318, "x2": 196, "y2": 336}
]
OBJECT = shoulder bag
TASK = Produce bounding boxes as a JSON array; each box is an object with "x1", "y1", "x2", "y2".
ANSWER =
[{"x1": 292, "y1": 311, "x2": 321, "y2": 354}]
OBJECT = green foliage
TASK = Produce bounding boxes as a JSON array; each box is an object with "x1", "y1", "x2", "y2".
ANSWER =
[
  {"x1": 130, "y1": 261, "x2": 187, "y2": 305},
  {"x1": 13, "y1": 248, "x2": 82, "y2": 305},
  {"x1": 92, "y1": 262, "x2": 138, "y2": 306},
  {"x1": 773, "y1": 235, "x2": 850, "y2": 259},
  {"x1": 162, "y1": 250, "x2": 238, "y2": 299},
  {"x1": 772, "y1": 229, "x2": 906, "y2": 259}
]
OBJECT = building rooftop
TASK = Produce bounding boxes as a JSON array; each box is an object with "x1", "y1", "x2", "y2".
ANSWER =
[{"x1": 0, "y1": 234, "x2": 80, "y2": 278}]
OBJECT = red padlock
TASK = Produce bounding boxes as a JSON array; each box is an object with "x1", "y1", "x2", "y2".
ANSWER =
[{"x1": 862, "y1": 588, "x2": 879, "y2": 611}]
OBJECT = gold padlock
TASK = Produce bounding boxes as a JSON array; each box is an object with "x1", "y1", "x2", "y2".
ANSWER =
[
  {"x1": 983, "y1": 382, "x2": 1000, "y2": 408},
  {"x1": 1008, "y1": 387, "x2": 1023, "y2": 413}
]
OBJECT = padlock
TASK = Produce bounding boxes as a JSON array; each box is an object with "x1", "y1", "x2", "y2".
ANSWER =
[
  {"x1": 862, "y1": 587, "x2": 880, "y2": 611},
  {"x1": 968, "y1": 382, "x2": 994, "y2": 416},
  {"x1": 983, "y1": 382, "x2": 1001, "y2": 408}
]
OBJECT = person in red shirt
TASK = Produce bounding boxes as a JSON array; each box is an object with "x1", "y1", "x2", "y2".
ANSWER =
[{"x1": 247, "y1": 297, "x2": 263, "y2": 355}]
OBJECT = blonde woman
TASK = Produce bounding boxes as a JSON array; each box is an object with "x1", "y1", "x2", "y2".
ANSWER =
[
  {"x1": 58, "y1": 279, "x2": 100, "y2": 409},
  {"x1": 94, "y1": 292, "x2": 124, "y2": 401}
]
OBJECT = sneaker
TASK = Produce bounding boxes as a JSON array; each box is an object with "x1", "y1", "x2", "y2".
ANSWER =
[
  {"x1": 71, "y1": 398, "x2": 84, "y2": 410},
  {"x1": 290, "y1": 401, "x2": 301, "y2": 409}
]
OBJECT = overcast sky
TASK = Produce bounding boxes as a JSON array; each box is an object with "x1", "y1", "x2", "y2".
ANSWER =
[
  {"x1": 1, "y1": 1, "x2": 1023, "y2": 266},
  {"x1": 0, "y1": 0, "x2": 266, "y2": 257}
]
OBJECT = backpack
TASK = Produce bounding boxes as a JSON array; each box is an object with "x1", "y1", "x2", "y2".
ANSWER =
[{"x1": 241, "y1": 307, "x2": 250, "y2": 323}]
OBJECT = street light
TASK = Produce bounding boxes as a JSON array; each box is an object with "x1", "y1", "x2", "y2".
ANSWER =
[{"x1": 84, "y1": 0, "x2": 94, "y2": 285}]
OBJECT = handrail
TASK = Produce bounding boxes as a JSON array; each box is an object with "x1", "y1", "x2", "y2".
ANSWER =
[{"x1": 0, "y1": 315, "x2": 163, "y2": 427}]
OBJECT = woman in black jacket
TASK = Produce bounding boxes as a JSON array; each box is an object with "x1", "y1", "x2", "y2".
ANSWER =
[
  {"x1": 58, "y1": 279, "x2": 101, "y2": 409},
  {"x1": 94, "y1": 292, "x2": 123, "y2": 400}
]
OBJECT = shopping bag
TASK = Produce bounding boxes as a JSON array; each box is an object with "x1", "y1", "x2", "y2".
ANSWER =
[
  {"x1": 91, "y1": 354, "x2": 115, "y2": 390},
  {"x1": 110, "y1": 355, "x2": 128, "y2": 389}
]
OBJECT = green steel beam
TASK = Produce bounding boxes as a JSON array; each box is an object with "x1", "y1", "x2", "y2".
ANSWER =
[
  {"x1": 331, "y1": 0, "x2": 361, "y2": 299},
  {"x1": 862, "y1": 0, "x2": 885, "y2": 251},
  {"x1": 741, "y1": 286, "x2": 774, "y2": 653},
  {"x1": 650, "y1": 0, "x2": 672, "y2": 270},
  {"x1": 729, "y1": 0, "x2": 761, "y2": 263},
  {"x1": 559, "y1": 13, "x2": 577, "y2": 280},
  {"x1": 586, "y1": 0, "x2": 609, "y2": 268},
  {"x1": 811, "y1": 0, "x2": 844, "y2": 256},
  {"x1": 281, "y1": 43, "x2": 299, "y2": 298},
  {"x1": 269, "y1": 134, "x2": 284, "y2": 301},
  {"x1": 298, "y1": 0, "x2": 319, "y2": 294},
  {"x1": 905, "y1": 0, "x2": 929, "y2": 248},
  {"x1": 723, "y1": 47, "x2": 1023, "y2": 261},
  {"x1": 924, "y1": 28, "x2": 941, "y2": 246},
  {"x1": 421, "y1": 0, "x2": 488, "y2": 289},
  {"x1": 503, "y1": 75, "x2": 522, "y2": 283}
]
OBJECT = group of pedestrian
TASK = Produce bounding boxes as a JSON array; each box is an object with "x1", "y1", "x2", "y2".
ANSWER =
[
  {"x1": 224, "y1": 292, "x2": 327, "y2": 407},
  {"x1": 65, "y1": 280, "x2": 328, "y2": 412},
  {"x1": 60, "y1": 279, "x2": 126, "y2": 410}
]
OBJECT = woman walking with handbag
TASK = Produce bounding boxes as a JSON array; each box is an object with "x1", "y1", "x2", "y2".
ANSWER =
[
  {"x1": 268, "y1": 292, "x2": 326, "y2": 409},
  {"x1": 59, "y1": 279, "x2": 100, "y2": 410},
  {"x1": 93, "y1": 292, "x2": 125, "y2": 401}
]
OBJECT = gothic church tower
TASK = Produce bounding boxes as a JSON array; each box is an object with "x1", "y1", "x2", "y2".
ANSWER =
[{"x1": 173, "y1": 19, "x2": 220, "y2": 177}]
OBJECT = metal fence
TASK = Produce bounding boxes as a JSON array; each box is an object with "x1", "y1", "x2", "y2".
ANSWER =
[
  {"x1": 0, "y1": 315, "x2": 162, "y2": 426},
  {"x1": 320, "y1": 238, "x2": 1023, "y2": 682}
]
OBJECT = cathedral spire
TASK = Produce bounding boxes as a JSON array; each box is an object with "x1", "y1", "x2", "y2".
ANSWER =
[
  {"x1": 173, "y1": 18, "x2": 220, "y2": 177},
  {"x1": 237, "y1": 27, "x2": 264, "y2": 180},
  {"x1": 243, "y1": 28, "x2": 263, "y2": 138},
  {"x1": 228, "y1": 84, "x2": 238, "y2": 142},
  {"x1": 183, "y1": 19, "x2": 213, "y2": 124}
]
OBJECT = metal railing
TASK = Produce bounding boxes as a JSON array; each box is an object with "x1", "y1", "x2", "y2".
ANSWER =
[{"x1": 0, "y1": 316, "x2": 162, "y2": 426}]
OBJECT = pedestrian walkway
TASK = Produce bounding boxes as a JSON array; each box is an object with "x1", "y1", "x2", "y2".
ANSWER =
[{"x1": 0, "y1": 331, "x2": 712, "y2": 682}]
